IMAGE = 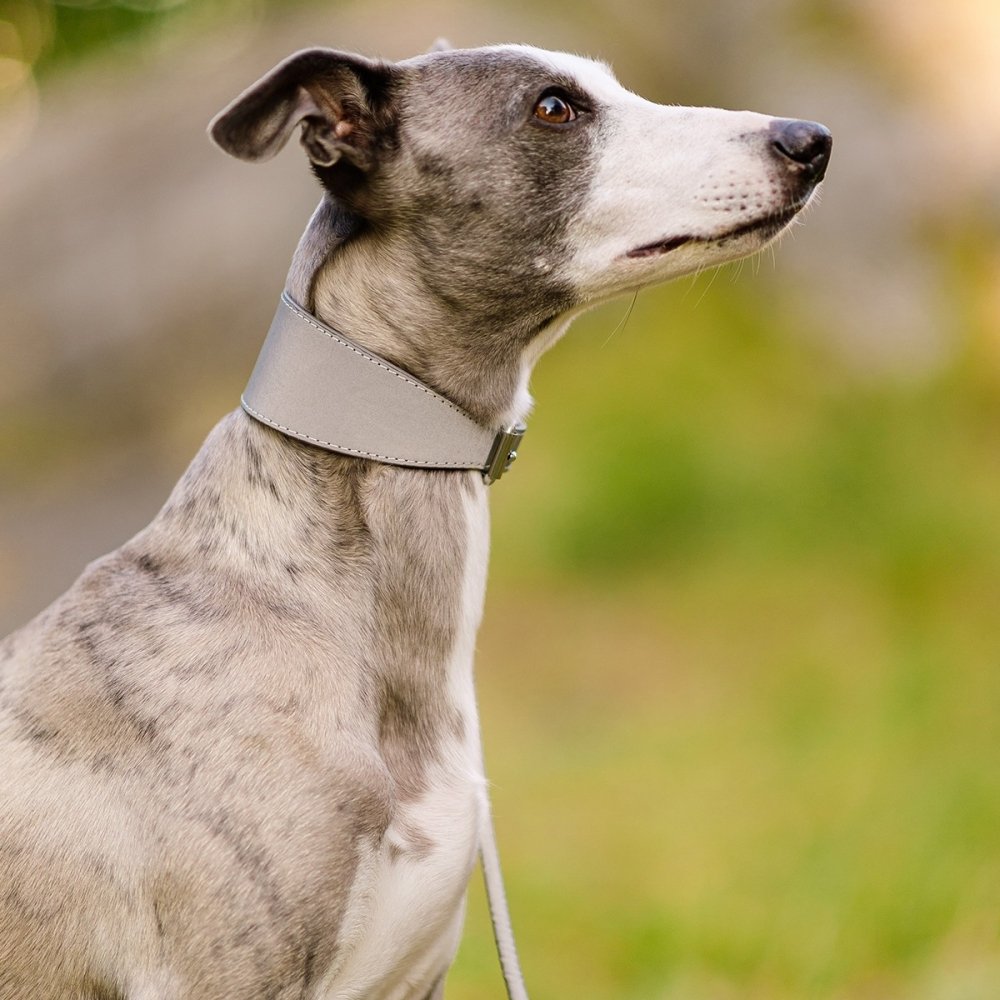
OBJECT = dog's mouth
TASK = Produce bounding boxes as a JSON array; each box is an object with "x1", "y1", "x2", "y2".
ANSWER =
[{"x1": 626, "y1": 205, "x2": 802, "y2": 259}]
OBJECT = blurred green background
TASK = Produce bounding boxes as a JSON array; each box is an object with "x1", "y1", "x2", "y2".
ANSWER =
[{"x1": 1, "y1": 1, "x2": 999, "y2": 997}]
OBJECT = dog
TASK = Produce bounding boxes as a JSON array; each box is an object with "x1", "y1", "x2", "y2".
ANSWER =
[{"x1": 0, "y1": 42, "x2": 830, "y2": 999}]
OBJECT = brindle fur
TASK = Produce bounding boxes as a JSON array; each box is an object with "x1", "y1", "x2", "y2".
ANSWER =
[
  {"x1": 0, "y1": 415, "x2": 444, "y2": 996},
  {"x1": 0, "y1": 42, "x2": 829, "y2": 999}
]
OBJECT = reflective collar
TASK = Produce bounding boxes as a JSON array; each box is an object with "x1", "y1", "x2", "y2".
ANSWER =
[{"x1": 241, "y1": 292, "x2": 525, "y2": 484}]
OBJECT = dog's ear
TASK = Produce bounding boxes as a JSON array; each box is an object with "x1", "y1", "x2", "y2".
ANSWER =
[{"x1": 209, "y1": 48, "x2": 395, "y2": 171}]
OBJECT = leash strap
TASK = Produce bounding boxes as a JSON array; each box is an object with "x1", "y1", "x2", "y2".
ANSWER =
[
  {"x1": 242, "y1": 293, "x2": 525, "y2": 484},
  {"x1": 480, "y1": 781, "x2": 531, "y2": 1000}
]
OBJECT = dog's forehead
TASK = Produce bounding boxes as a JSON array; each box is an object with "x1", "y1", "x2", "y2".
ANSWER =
[
  {"x1": 401, "y1": 44, "x2": 629, "y2": 104},
  {"x1": 485, "y1": 45, "x2": 623, "y2": 97}
]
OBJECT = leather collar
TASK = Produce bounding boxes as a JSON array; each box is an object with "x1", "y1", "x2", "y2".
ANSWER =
[{"x1": 242, "y1": 292, "x2": 525, "y2": 484}]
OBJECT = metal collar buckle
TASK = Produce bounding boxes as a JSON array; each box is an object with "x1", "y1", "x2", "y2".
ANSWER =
[{"x1": 483, "y1": 423, "x2": 527, "y2": 485}]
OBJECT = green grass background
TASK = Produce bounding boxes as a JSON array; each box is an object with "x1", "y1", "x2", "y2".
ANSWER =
[{"x1": 448, "y1": 269, "x2": 1000, "y2": 998}]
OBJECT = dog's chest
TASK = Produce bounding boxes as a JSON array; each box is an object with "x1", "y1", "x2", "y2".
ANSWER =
[
  {"x1": 316, "y1": 482, "x2": 491, "y2": 999},
  {"x1": 323, "y1": 753, "x2": 486, "y2": 999}
]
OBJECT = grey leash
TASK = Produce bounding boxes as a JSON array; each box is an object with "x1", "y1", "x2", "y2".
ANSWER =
[{"x1": 480, "y1": 780, "x2": 531, "y2": 1000}]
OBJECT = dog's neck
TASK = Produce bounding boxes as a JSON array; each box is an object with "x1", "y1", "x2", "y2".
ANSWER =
[
  {"x1": 149, "y1": 410, "x2": 486, "y2": 807},
  {"x1": 286, "y1": 197, "x2": 565, "y2": 430}
]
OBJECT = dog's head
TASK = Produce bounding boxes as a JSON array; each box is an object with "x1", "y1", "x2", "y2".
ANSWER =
[{"x1": 211, "y1": 44, "x2": 830, "y2": 421}]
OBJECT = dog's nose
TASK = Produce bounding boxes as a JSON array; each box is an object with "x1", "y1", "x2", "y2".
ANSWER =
[{"x1": 768, "y1": 119, "x2": 832, "y2": 183}]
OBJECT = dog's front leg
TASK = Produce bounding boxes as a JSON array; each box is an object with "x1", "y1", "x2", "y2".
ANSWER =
[{"x1": 421, "y1": 977, "x2": 446, "y2": 1000}]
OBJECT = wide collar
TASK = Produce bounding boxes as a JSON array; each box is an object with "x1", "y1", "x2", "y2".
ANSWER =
[{"x1": 241, "y1": 292, "x2": 525, "y2": 484}]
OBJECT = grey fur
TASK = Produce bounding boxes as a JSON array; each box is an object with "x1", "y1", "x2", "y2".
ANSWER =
[
  {"x1": 1, "y1": 410, "x2": 473, "y2": 997},
  {"x1": 0, "y1": 43, "x2": 829, "y2": 998}
]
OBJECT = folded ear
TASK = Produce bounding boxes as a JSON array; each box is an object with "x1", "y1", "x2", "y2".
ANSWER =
[{"x1": 209, "y1": 48, "x2": 395, "y2": 170}]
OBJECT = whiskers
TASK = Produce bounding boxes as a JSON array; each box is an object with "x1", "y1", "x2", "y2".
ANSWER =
[
  {"x1": 602, "y1": 289, "x2": 639, "y2": 347},
  {"x1": 680, "y1": 259, "x2": 724, "y2": 310}
]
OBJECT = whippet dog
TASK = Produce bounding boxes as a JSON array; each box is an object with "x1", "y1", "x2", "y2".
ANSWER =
[{"x1": 0, "y1": 43, "x2": 830, "y2": 999}]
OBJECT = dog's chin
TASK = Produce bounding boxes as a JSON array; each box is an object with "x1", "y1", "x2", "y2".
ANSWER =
[{"x1": 625, "y1": 204, "x2": 804, "y2": 262}]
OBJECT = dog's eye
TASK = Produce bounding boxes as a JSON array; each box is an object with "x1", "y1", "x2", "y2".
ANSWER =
[{"x1": 533, "y1": 92, "x2": 578, "y2": 125}]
